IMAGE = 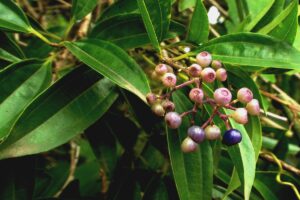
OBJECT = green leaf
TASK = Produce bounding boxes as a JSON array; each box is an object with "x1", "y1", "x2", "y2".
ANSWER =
[
  {"x1": 178, "y1": 0, "x2": 196, "y2": 12},
  {"x1": 193, "y1": 33, "x2": 300, "y2": 70},
  {"x1": 167, "y1": 91, "x2": 213, "y2": 200},
  {"x1": 89, "y1": 14, "x2": 185, "y2": 49},
  {"x1": 0, "y1": 67, "x2": 118, "y2": 159},
  {"x1": 0, "y1": 1, "x2": 32, "y2": 33},
  {"x1": 137, "y1": 0, "x2": 171, "y2": 52},
  {"x1": 0, "y1": 60, "x2": 52, "y2": 143},
  {"x1": 0, "y1": 32, "x2": 25, "y2": 62},
  {"x1": 100, "y1": 0, "x2": 138, "y2": 20},
  {"x1": 0, "y1": 48, "x2": 22, "y2": 63},
  {"x1": 64, "y1": 39, "x2": 150, "y2": 102},
  {"x1": 143, "y1": 177, "x2": 169, "y2": 200},
  {"x1": 71, "y1": 0, "x2": 98, "y2": 20},
  {"x1": 254, "y1": 179, "x2": 279, "y2": 200},
  {"x1": 186, "y1": 0, "x2": 209, "y2": 44}
]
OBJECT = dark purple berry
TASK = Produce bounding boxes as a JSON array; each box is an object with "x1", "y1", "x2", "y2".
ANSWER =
[
  {"x1": 181, "y1": 137, "x2": 198, "y2": 153},
  {"x1": 165, "y1": 112, "x2": 182, "y2": 129},
  {"x1": 187, "y1": 126, "x2": 205, "y2": 143},
  {"x1": 222, "y1": 129, "x2": 242, "y2": 146}
]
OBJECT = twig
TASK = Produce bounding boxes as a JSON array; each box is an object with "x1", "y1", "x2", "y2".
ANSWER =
[
  {"x1": 56, "y1": 0, "x2": 72, "y2": 7},
  {"x1": 209, "y1": 25, "x2": 221, "y2": 37},
  {"x1": 21, "y1": 0, "x2": 39, "y2": 19}
]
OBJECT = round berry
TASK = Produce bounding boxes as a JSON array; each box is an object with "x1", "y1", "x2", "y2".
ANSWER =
[
  {"x1": 151, "y1": 71, "x2": 160, "y2": 81},
  {"x1": 222, "y1": 129, "x2": 242, "y2": 146},
  {"x1": 211, "y1": 60, "x2": 222, "y2": 69},
  {"x1": 162, "y1": 100, "x2": 175, "y2": 112},
  {"x1": 166, "y1": 65, "x2": 174, "y2": 73},
  {"x1": 155, "y1": 64, "x2": 168, "y2": 75},
  {"x1": 151, "y1": 103, "x2": 165, "y2": 116},
  {"x1": 161, "y1": 73, "x2": 177, "y2": 87},
  {"x1": 196, "y1": 51, "x2": 212, "y2": 67},
  {"x1": 187, "y1": 126, "x2": 205, "y2": 143},
  {"x1": 187, "y1": 64, "x2": 202, "y2": 77},
  {"x1": 146, "y1": 93, "x2": 156, "y2": 105},
  {"x1": 165, "y1": 112, "x2": 182, "y2": 129},
  {"x1": 205, "y1": 125, "x2": 221, "y2": 140},
  {"x1": 216, "y1": 68, "x2": 227, "y2": 82},
  {"x1": 246, "y1": 99, "x2": 260, "y2": 115},
  {"x1": 201, "y1": 67, "x2": 216, "y2": 83},
  {"x1": 189, "y1": 88, "x2": 204, "y2": 104},
  {"x1": 237, "y1": 88, "x2": 253, "y2": 103},
  {"x1": 181, "y1": 137, "x2": 198, "y2": 153},
  {"x1": 213, "y1": 88, "x2": 232, "y2": 106},
  {"x1": 231, "y1": 108, "x2": 248, "y2": 124}
]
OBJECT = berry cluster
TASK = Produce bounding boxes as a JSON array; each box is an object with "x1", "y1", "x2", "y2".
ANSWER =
[{"x1": 146, "y1": 52, "x2": 260, "y2": 153}]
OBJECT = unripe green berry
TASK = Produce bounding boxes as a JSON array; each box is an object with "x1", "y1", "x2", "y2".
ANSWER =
[
  {"x1": 165, "y1": 112, "x2": 182, "y2": 129},
  {"x1": 187, "y1": 64, "x2": 202, "y2": 77},
  {"x1": 189, "y1": 88, "x2": 204, "y2": 104},
  {"x1": 246, "y1": 99, "x2": 260, "y2": 115},
  {"x1": 196, "y1": 51, "x2": 212, "y2": 67},
  {"x1": 216, "y1": 68, "x2": 227, "y2": 82},
  {"x1": 181, "y1": 137, "x2": 198, "y2": 153},
  {"x1": 205, "y1": 125, "x2": 221, "y2": 140},
  {"x1": 237, "y1": 88, "x2": 253, "y2": 103},
  {"x1": 161, "y1": 73, "x2": 177, "y2": 87},
  {"x1": 162, "y1": 100, "x2": 175, "y2": 112},
  {"x1": 213, "y1": 88, "x2": 232, "y2": 106},
  {"x1": 201, "y1": 67, "x2": 216, "y2": 83},
  {"x1": 146, "y1": 93, "x2": 157, "y2": 105},
  {"x1": 211, "y1": 60, "x2": 222, "y2": 69},
  {"x1": 231, "y1": 108, "x2": 248, "y2": 124},
  {"x1": 151, "y1": 103, "x2": 165, "y2": 116},
  {"x1": 155, "y1": 64, "x2": 168, "y2": 75}
]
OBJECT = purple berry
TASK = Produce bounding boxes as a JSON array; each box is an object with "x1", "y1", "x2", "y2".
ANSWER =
[
  {"x1": 161, "y1": 73, "x2": 177, "y2": 87},
  {"x1": 151, "y1": 103, "x2": 165, "y2": 116},
  {"x1": 181, "y1": 137, "x2": 198, "y2": 153},
  {"x1": 162, "y1": 100, "x2": 175, "y2": 112},
  {"x1": 201, "y1": 67, "x2": 216, "y2": 83},
  {"x1": 213, "y1": 88, "x2": 232, "y2": 106},
  {"x1": 205, "y1": 125, "x2": 221, "y2": 140},
  {"x1": 222, "y1": 129, "x2": 242, "y2": 146},
  {"x1": 211, "y1": 60, "x2": 222, "y2": 69},
  {"x1": 155, "y1": 64, "x2": 168, "y2": 75},
  {"x1": 237, "y1": 88, "x2": 253, "y2": 103},
  {"x1": 187, "y1": 64, "x2": 202, "y2": 77},
  {"x1": 146, "y1": 93, "x2": 156, "y2": 105},
  {"x1": 187, "y1": 126, "x2": 205, "y2": 143},
  {"x1": 189, "y1": 88, "x2": 204, "y2": 104},
  {"x1": 231, "y1": 108, "x2": 248, "y2": 124},
  {"x1": 246, "y1": 99, "x2": 260, "y2": 115},
  {"x1": 165, "y1": 112, "x2": 182, "y2": 129},
  {"x1": 216, "y1": 68, "x2": 227, "y2": 82},
  {"x1": 196, "y1": 51, "x2": 212, "y2": 67}
]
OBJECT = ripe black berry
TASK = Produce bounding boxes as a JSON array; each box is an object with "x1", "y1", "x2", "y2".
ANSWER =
[{"x1": 222, "y1": 129, "x2": 242, "y2": 146}]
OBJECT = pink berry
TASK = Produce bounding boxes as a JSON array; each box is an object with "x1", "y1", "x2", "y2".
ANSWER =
[
  {"x1": 155, "y1": 64, "x2": 168, "y2": 75},
  {"x1": 246, "y1": 99, "x2": 260, "y2": 115},
  {"x1": 213, "y1": 88, "x2": 232, "y2": 105},
  {"x1": 187, "y1": 64, "x2": 202, "y2": 77},
  {"x1": 181, "y1": 137, "x2": 198, "y2": 153},
  {"x1": 231, "y1": 108, "x2": 248, "y2": 124},
  {"x1": 161, "y1": 73, "x2": 177, "y2": 87},
  {"x1": 196, "y1": 51, "x2": 212, "y2": 67},
  {"x1": 189, "y1": 88, "x2": 204, "y2": 103},
  {"x1": 211, "y1": 60, "x2": 222, "y2": 69},
  {"x1": 216, "y1": 68, "x2": 227, "y2": 82},
  {"x1": 146, "y1": 93, "x2": 156, "y2": 105},
  {"x1": 205, "y1": 125, "x2": 221, "y2": 140},
  {"x1": 201, "y1": 67, "x2": 216, "y2": 83},
  {"x1": 165, "y1": 112, "x2": 182, "y2": 129},
  {"x1": 151, "y1": 103, "x2": 165, "y2": 116},
  {"x1": 237, "y1": 88, "x2": 253, "y2": 103},
  {"x1": 162, "y1": 100, "x2": 175, "y2": 112}
]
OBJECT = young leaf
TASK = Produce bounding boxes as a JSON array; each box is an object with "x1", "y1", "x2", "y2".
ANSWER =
[
  {"x1": 64, "y1": 39, "x2": 150, "y2": 102},
  {"x1": 71, "y1": 0, "x2": 98, "y2": 20},
  {"x1": 193, "y1": 33, "x2": 300, "y2": 70},
  {"x1": 186, "y1": 0, "x2": 209, "y2": 44},
  {"x1": 0, "y1": 60, "x2": 52, "y2": 143},
  {"x1": 137, "y1": 0, "x2": 172, "y2": 52},
  {"x1": 0, "y1": 0, "x2": 32, "y2": 33},
  {"x1": 0, "y1": 67, "x2": 118, "y2": 159},
  {"x1": 167, "y1": 91, "x2": 213, "y2": 200}
]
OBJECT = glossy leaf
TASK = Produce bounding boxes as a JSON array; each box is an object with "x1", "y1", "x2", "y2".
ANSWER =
[
  {"x1": 137, "y1": 0, "x2": 172, "y2": 52},
  {"x1": 254, "y1": 179, "x2": 278, "y2": 200},
  {"x1": 0, "y1": 60, "x2": 52, "y2": 143},
  {"x1": 71, "y1": 0, "x2": 98, "y2": 20},
  {"x1": 167, "y1": 91, "x2": 213, "y2": 200},
  {"x1": 0, "y1": 32, "x2": 24, "y2": 62},
  {"x1": 100, "y1": 0, "x2": 138, "y2": 20},
  {"x1": 193, "y1": 33, "x2": 300, "y2": 70},
  {"x1": 0, "y1": 0, "x2": 32, "y2": 33},
  {"x1": 89, "y1": 14, "x2": 185, "y2": 49},
  {"x1": 0, "y1": 67, "x2": 118, "y2": 159},
  {"x1": 64, "y1": 39, "x2": 150, "y2": 102},
  {"x1": 186, "y1": 0, "x2": 209, "y2": 44}
]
